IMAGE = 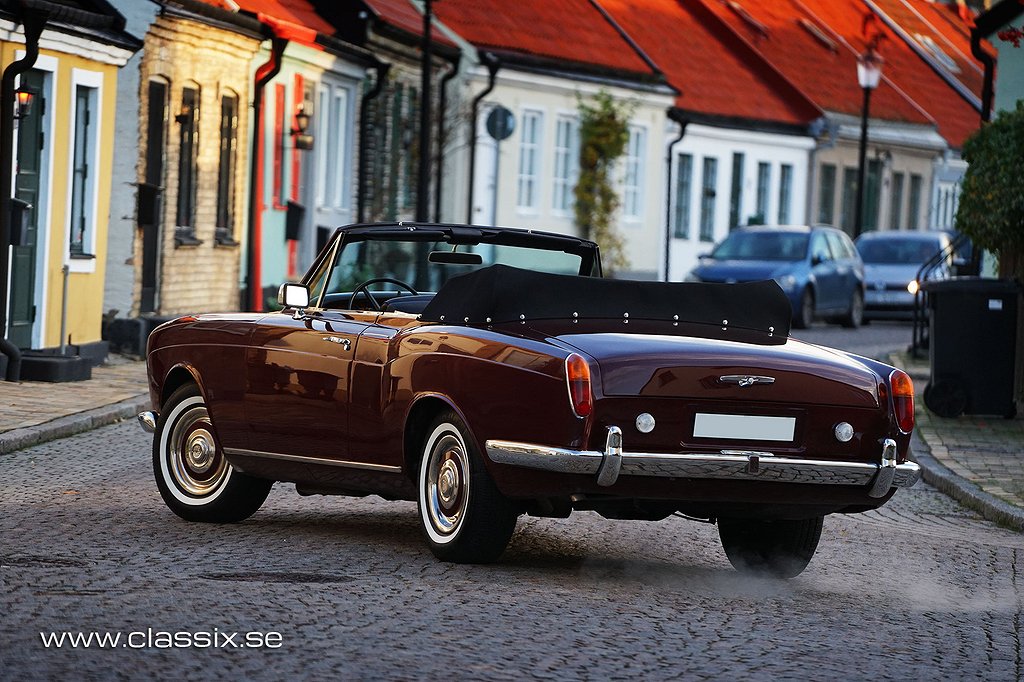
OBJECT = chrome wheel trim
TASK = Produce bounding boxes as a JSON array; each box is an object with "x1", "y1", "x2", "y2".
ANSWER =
[
  {"x1": 159, "y1": 396, "x2": 233, "y2": 506},
  {"x1": 419, "y1": 423, "x2": 470, "y2": 545}
]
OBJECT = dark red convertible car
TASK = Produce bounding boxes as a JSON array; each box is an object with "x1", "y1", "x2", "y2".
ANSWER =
[{"x1": 140, "y1": 222, "x2": 919, "y2": 578}]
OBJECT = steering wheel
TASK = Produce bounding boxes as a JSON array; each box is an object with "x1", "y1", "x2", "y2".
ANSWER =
[{"x1": 348, "y1": 277, "x2": 419, "y2": 311}]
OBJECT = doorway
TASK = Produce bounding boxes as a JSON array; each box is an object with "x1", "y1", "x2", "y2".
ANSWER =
[{"x1": 9, "y1": 69, "x2": 45, "y2": 349}]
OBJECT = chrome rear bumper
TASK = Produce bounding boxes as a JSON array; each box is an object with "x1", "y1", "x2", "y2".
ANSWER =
[{"x1": 485, "y1": 428, "x2": 919, "y2": 498}]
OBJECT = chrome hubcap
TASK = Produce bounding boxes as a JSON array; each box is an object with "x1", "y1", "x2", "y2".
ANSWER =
[
  {"x1": 186, "y1": 429, "x2": 215, "y2": 473},
  {"x1": 424, "y1": 432, "x2": 469, "y2": 536},
  {"x1": 169, "y1": 405, "x2": 227, "y2": 497},
  {"x1": 437, "y1": 459, "x2": 460, "y2": 506}
]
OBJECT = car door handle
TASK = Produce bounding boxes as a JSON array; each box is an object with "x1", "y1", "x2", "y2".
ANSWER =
[{"x1": 323, "y1": 336, "x2": 351, "y2": 351}]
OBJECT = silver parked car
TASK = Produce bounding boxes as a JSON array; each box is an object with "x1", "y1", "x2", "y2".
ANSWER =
[{"x1": 855, "y1": 231, "x2": 953, "y2": 320}]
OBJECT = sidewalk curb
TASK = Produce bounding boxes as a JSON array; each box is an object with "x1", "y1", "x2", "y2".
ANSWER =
[
  {"x1": 0, "y1": 394, "x2": 150, "y2": 456},
  {"x1": 911, "y1": 432, "x2": 1024, "y2": 532}
]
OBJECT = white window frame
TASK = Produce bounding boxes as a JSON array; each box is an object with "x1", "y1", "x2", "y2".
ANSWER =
[
  {"x1": 65, "y1": 68, "x2": 103, "y2": 274},
  {"x1": 623, "y1": 124, "x2": 647, "y2": 220},
  {"x1": 516, "y1": 109, "x2": 543, "y2": 213},
  {"x1": 315, "y1": 84, "x2": 330, "y2": 209},
  {"x1": 332, "y1": 88, "x2": 349, "y2": 210},
  {"x1": 552, "y1": 113, "x2": 579, "y2": 215}
]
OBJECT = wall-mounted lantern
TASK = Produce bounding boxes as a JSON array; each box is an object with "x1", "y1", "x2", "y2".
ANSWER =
[
  {"x1": 14, "y1": 86, "x2": 35, "y2": 120},
  {"x1": 174, "y1": 103, "x2": 193, "y2": 125},
  {"x1": 291, "y1": 103, "x2": 313, "y2": 150}
]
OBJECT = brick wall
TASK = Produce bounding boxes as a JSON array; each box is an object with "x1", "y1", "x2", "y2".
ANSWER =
[{"x1": 134, "y1": 17, "x2": 259, "y2": 316}]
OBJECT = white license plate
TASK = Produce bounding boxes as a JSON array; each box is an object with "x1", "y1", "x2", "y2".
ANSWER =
[{"x1": 693, "y1": 413, "x2": 796, "y2": 442}]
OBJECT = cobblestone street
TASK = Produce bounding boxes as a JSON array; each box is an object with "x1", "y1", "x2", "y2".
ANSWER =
[{"x1": 2, "y1": 421, "x2": 1022, "y2": 680}]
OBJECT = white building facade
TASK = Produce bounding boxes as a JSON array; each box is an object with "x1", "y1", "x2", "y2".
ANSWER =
[
  {"x1": 665, "y1": 123, "x2": 815, "y2": 282},
  {"x1": 465, "y1": 66, "x2": 675, "y2": 280}
]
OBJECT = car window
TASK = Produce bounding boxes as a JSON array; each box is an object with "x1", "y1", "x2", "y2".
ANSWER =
[
  {"x1": 857, "y1": 237, "x2": 943, "y2": 264},
  {"x1": 810, "y1": 232, "x2": 833, "y2": 263},
  {"x1": 317, "y1": 236, "x2": 588, "y2": 300},
  {"x1": 710, "y1": 231, "x2": 809, "y2": 261},
  {"x1": 825, "y1": 231, "x2": 854, "y2": 261}
]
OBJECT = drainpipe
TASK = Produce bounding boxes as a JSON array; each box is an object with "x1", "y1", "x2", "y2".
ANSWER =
[
  {"x1": 434, "y1": 55, "x2": 460, "y2": 222},
  {"x1": 971, "y1": 31, "x2": 995, "y2": 124},
  {"x1": 0, "y1": 9, "x2": 46, "y2": 381},
  {"x1": 662, "y1": 110, "x2": 688, "y2": 282},
  {"x1": 357, "y1": 60, "x2": 390, "y2": 224},
  {"x1": 245, "y1": 35, "x2": 287, "y2": 312},
  {"x1": 466, "y1": 52, "x2": 499, "y2": 225},
  {"x1": 805, "y1": 116, "x2": 836, "y2": 226}
]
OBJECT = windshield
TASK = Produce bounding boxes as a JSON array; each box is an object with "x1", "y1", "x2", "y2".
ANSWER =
[
  {"x1": 711, "y1": 231, "x2": 809, "y2": 262},
  {"x1": 314, "y1": 237, "x2": 589, "y2": 302},
  {"x1": 857, "y1": 237, "x2": 942, "y2": 265}
]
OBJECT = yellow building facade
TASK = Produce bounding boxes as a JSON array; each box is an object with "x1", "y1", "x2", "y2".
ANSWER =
[{"x1": 1, "y1": 14, "x2": 137, "y2": 366}]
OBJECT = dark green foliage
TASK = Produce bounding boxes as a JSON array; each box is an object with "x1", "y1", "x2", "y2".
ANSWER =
[{"x1": 956, "y1": 100, "x2": 1024, "y2": 278}]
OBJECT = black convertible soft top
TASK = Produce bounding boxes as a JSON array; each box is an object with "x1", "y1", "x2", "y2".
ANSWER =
[{"x1": 419, "y1": 265, "x2": 791, "y2": 339}]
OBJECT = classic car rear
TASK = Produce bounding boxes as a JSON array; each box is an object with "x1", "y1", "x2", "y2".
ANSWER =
[{"x1": 141, "y1": 223, "x2": 919, "y2": 578}]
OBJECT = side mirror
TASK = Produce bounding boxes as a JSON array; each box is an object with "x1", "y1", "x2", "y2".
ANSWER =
[{"x1": 278, "y1": 282, "x2": 310, "y2": 313}]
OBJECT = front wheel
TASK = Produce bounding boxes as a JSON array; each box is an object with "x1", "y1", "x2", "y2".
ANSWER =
[
  {"x1": 153, "y1": 383, "x2": 272, "y2": 523},
  {"x1": 417, "y1": 410, "x2": 518, "y2": 563},
  {"x1": 718, "y1": 516, "x2": 823, "y2": 579},
  {"x1": 840, "y1": 290, "x2": 864, "y2": 328}
]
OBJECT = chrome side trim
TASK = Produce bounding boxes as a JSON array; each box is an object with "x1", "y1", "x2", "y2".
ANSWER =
[
  {"x1": 138, "y1": 411, "x2": 157, "y2": 434},
  {"x1": 223, "y1": 448, "x2": 402, "y2": 473},
  {"x1": 485, "y1": 438, "x2": 921, "y2": 492}
]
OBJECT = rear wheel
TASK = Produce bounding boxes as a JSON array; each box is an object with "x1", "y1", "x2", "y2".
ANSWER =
[
  {"x1": 718, "y1": 516, "x2": 823, "y2": 579},
  {"x1": 417, "y1": 410, "x2": 518, "y2": 563},
  {"x1": 153, "y1": 383, "x2": 272, "y2": 523},
  {"x1": 793, "y1": 288, "x2": 814, "y2": 329}
]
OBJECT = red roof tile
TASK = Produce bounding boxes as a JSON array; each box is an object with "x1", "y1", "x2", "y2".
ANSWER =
[
  {"x1": 230, "y1": 0, "x2": 336, "y2": 36},
  {"x1": 433, "y1": 0, "x2": 657, "y2": 78},
  {"x1": 363, "y1": 0, "x2": 458, "y2": 49},
  {"x1": 364, "y1": 0, "x2": 426, "y2": 38},
  {"x1": 699, "y1": 0, "x2": 932, "y2": 125},
  {"x1": 600, "y1": 0, "x2": 820, "y2": 126},
  {"x1": 801, "y1": 0, "x2": 982, "y2": 147},
  {"x1": 870, "y1": 0, "x2": 985, "y2": 97},
  {"x1": 699, "y1": 0, "x2": 982, "y2": 147}
]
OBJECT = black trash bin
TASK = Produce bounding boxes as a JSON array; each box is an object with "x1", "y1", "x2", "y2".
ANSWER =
[{"x1": 922, "y1": 278, "x2": 1020, "y2": 418}]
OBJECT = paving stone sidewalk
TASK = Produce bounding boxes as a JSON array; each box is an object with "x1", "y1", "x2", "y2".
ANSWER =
[
  {"x1": 0, "y1": 357, "x2": 150, "y2": 455},
  {"x1": 891, "y1": 350, "x2": 1024, "y2": 531},
  {"x1": 1, "y1": 351, "x2": 1022, "y2": 529}
]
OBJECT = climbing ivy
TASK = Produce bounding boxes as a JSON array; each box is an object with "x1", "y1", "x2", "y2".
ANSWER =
[{"x1": 574, "y1": 91, "x2": 634, "y2": 274}]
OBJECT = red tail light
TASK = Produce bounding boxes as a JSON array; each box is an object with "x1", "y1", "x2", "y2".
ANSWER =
[
  {"x1": 565, "y1": 353, "x2": 593, "y2": 418},
  {"x1": 890, "y1": 369, "x2": 915, "y2": 433}
]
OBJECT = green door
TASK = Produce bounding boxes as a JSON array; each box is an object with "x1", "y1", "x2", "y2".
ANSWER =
[{"x1": 10, "y1": 70, "x2": 44, "y2": 349}]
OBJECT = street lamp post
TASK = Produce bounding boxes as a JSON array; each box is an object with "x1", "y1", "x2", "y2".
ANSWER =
[{"x1": 853, "y1": 47, "x2": 882, "y2": 238}]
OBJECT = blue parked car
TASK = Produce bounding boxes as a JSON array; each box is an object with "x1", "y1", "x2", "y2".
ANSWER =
[{"x1": 688, "y1": 225, "x2": 865, "y2": 329}]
